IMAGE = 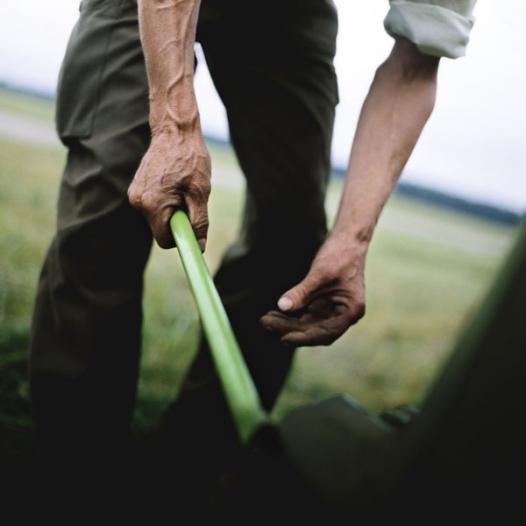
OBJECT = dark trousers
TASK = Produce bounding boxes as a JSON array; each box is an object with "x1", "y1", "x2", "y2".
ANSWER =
[{"x1": 28, "y1": 0, "x2": 339, "y2": 485}]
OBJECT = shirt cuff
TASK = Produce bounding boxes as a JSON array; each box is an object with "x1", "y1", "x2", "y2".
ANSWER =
[{"x1": 383, "y1": 1, "x2": 476, "y2": 59}]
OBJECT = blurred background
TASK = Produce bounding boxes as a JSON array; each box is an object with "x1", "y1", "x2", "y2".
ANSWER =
[{"x1": 0, "y1": 1, "x2": 524, "y2": 467}]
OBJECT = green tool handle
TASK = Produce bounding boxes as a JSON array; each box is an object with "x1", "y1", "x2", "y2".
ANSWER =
[{"x1": 170, "y1": 210, "x2": 268, "y2": 443}]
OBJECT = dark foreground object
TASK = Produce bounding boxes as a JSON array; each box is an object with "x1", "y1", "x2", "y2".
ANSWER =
[
  {"x1": 251, "y1": 219, "x2": 526, "y2": 518},
  {"x1": 152, "y1": 219, "x2": 526, "y2": 520},
  {"x1": 12, "y1": 220, "x2": 526, "y2": 520}
]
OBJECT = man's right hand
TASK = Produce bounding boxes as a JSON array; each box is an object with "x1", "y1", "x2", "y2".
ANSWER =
[
  {"x1": 128, "y1": 130, "x2": 211, "y2": 250},
  {"x1": 132, "y1": 0, "x2": 209, "y2": 250}
]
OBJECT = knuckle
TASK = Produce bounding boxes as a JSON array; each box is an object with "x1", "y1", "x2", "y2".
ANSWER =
[
  {"x1": 309, "y1": 267, "x2": 330, "y2": 286},
  {"x1": 143, "y1": 190, "x2": 181, "y2": 214},
  {"x1": 189, "y1": 204, "x2": 209, "y2": 231},
  {"x1": 176, "y1": 173, "x2": 191, "y2": 189},
  {"x1": 308, "y1": 266, "x2": 324, "y2": 280},
  {"x1": 290, "y1": 284, "x2": 306, "y2": 303},
  {"x1": 193, "y1": 221, "x2": 209, "y2": 237},
  {"x1": 161, "y1": 206, "x2": 175, "y2": 225},
  {"x1": 188, "y1": 179, "x2": 211, "y2": 199},
  {"x1": 127, "y1": 187, "x2": 141, "y2": 209},
  {"x1": 140, "y1": 192, "x2": 157, "y2": 213}
]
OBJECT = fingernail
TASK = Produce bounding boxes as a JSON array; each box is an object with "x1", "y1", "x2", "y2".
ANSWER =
[{"x1": 278, "y1": 296, "x2": 293, "y2": 311}]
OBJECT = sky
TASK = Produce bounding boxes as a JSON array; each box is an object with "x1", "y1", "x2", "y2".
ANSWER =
[{"x1": 1, "y1": 0, "x2": 525, "y2": 213}]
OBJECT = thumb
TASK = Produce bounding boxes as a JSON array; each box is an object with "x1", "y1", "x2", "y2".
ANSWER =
[{"x1": 277, "y1": 271, "x2": 321, "y2": 312}]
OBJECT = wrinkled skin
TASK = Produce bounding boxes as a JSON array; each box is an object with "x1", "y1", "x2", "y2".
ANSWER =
[
  {"x1": 260, "y1": 233, "x2": 367, "y2": 346},
  {"x1": 261, "y1": 37, "x2": 440, "y2": 346},
  {"x1": 129, "y1": 0, "x2": 209, "y2": 250},
  {"x1": 128, "y1": 130, "x2": 211, "y2": 250}
]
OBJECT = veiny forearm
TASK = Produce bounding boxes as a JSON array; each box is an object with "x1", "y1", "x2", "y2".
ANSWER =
[
  {"x1": 332, "y1": 38, "x2": 439, "y2": 245},
  {"x1": 137, "y1": 0, "x2": 202, "y2": 135},
  {"x1": 129, "y1": 0, "x2": 211, "y2": 250}
]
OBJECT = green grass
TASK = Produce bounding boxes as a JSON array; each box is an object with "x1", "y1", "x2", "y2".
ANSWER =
[
  {"x1": 0, "y1": 86, "x2": 55, "y2": 123},
  {"x1": 0, "y1": 92, "x2": 517, "y2": 464}
]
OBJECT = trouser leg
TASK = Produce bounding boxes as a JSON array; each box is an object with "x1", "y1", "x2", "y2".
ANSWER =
[
  {"x1": 28, "y1": 0, "x2": 152, "y2": 480},
  {"x1": 159, "y1": 0, "x2": 339, "y2": 487}
]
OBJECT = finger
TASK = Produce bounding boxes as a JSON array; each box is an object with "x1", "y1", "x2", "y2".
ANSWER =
[
  {"x1": 281, "y1": 309, "x2": 354, "y2": 346},
  {"x1": 281, "y1": 323, "x2": 341, "y2": 347},
  {"x1": 281, "y1": 328, "x2": 332, "y2": 347},
  {"x1": 277, "y1": 271, "x2": 323, "y2": 313},
  {"x1": 259, "y1": 310, "x2": 309, "y2": 335},
  {"x1": 149, "y1": 198, "x2": 182, "y2": 249},
  {"x1": 185, "y1": 192, "x2": 209, "y2": 253}
]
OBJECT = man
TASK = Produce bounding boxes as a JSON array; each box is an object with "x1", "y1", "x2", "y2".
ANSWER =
[{"x1": 28, "y1": 0, "x2": 478, "y2": 489}]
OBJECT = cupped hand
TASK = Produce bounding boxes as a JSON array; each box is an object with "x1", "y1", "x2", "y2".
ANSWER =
[
  {"x1": 128, "y1": 130, "x2": 211, "y2": 250},
  {"x1": 260, "y1": 233, "x2": 367, "y2": 346}
]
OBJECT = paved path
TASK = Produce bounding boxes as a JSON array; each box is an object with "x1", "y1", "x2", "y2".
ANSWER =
[
  {"x1": 0, "y1": 108, "x2": 244, "y2": 189},
  {"x1": 0, "y1": 110, "x2": 59, "y2": 147}
]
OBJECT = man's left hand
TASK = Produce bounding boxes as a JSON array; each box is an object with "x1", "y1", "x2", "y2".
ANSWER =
[{"x1": 260, "y1": 233, "x2": 367, "y2": 346}]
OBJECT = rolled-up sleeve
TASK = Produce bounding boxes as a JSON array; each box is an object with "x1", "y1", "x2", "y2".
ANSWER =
[{"x1": 383, "y1": 0, "x2": 478, "y2": 58}]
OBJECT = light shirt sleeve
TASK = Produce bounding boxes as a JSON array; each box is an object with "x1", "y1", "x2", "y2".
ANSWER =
[{"x1": 383, "y1": 0, "x2": 478, "y2": 58}]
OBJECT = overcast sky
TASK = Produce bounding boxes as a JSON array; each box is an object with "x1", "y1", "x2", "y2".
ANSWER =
[{"x1": 1, "y1": 0, "x2": 525, "y2": 212}]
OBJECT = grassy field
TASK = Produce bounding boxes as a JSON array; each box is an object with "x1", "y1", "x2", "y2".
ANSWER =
[
  {"x1": 0, "y1": 88, "x2": 518, "y2": 464},
  {"x1": 0, "y1": 87, "x2": 54, "y2": 122}
]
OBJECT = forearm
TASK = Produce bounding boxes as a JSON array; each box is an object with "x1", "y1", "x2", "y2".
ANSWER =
[
  {"x1": 137, "y1": 0, "x2": 202, "y2": 136},
  {"x1": 129, "y1": 0, "x2": 211, "y2": 250},
  {"x1": 332, "y1": 37, "x2": 439, "y2": 245}
]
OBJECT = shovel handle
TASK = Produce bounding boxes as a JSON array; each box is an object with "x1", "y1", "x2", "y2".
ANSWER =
[{"x1": 170, "y1": 210, "x2": 268, "y2": 443}]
